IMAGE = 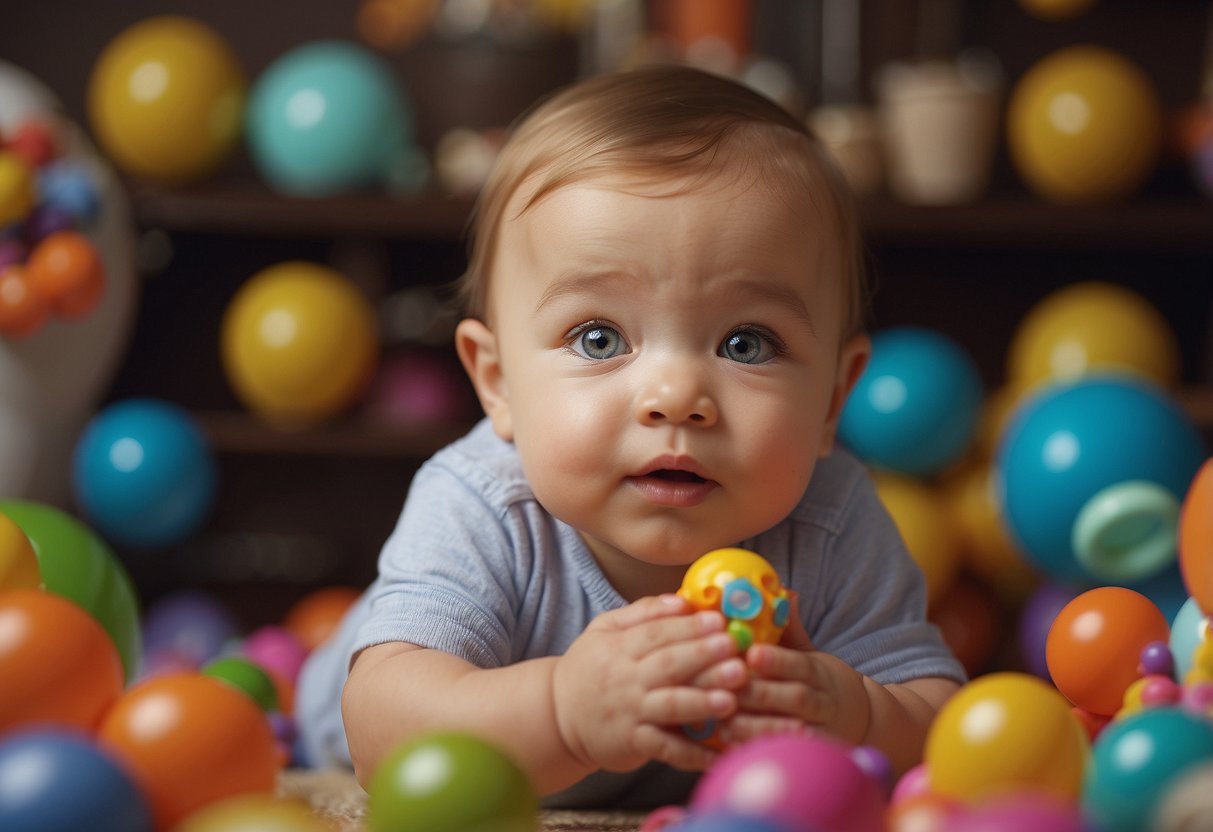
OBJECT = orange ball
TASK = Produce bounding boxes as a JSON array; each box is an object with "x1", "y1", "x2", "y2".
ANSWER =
[
  {"x1": 1180, "y1": 459, "x2": 1213, "y2": 615},
  {"x1": 1046, "y1": 586, "x2": 1169, "y2": 716},
  {"x1": 0, "y1": 588, "x2": 124, "y2": 734},
  {"x1": 25, "y1": 230, "x2": 107, "y2": 319},
  {"x1": 283, "y1": 586, "x2": 360, "y2": 651},
  {"x1": 98, "y1": 672, "x2": 280, "y2": 829},
  {"x1": 0, "y1": 264, "x2": 49, "y2": 338}
]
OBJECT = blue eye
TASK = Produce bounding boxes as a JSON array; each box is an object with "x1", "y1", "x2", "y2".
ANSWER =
[
  {"x1": 571, "y1": 325, "x2": 626, "y2": 360},
  {"x1": 720, "y1": 329, "x2": 778, "y2": 364}
]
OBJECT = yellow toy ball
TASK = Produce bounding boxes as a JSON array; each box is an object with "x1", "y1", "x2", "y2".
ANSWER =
[
  {"x1": 175, "y1": 793, "x2": 329, "y2": 832},
  {"x1": 678, "y1": 548, "x2": 790, "y2": 651},
  {"x1": 1007, "y1": 46, "x2": 1161, "y2": 203},
  {"x1": 872, "y1": 473, "x2": 962, "y2": 609},
  {"x1": 1017, "y1": 0, "x2": 1098, "y2": 21},
  {"x1": 926, "y1": 672, "x2": 1090, "y2": 801},
  {"x1": 1007, "y1": 281, "x2": 1180, "y2": 390},
  {"x1": 221, "y1": 261, "x2": 379, "y2": 427},
  {"x1": 0, "y1": 512, "x2": 40, "y2": 591},
  {"x1": 87, "y1": 15, "x2": 246, "y2": 184}
]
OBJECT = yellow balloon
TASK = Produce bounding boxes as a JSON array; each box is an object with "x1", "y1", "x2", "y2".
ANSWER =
[
  {"x1": 944, "y1": 461, "x2": 1038, "y2": 597},
  {"x1": 222, "y1": 261, "x2": 380, "y2": 427},
  {"x1": 926, "y1": 672, "x2": 1089, "y2": 801},
  {"x1": 87, "y1": 15, "x2": 246, "y2": 183},
  {"x1": 1007, "y1": 281, "x2": 1180, "y2": 389},
  {"x1": 0, "y1": 511, "x2": 41, "y2": 590},
  {"x1": 1017, "y1": 0, "x2": 1098, "y2": 21},
  {"x1": 174, "y1": 793, "x2": 328, "y2": 832},
  {"x1": 1007, "y1": 46, "x2": 1161, "y2": 203},
  {"x1": 872, "y1": 473, "x2": 961, "y2": 609}
]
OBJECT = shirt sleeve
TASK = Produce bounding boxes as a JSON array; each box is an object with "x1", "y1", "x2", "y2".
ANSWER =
[{"x1": 807, "y1": 468, "x2": 967, "y2": 686}]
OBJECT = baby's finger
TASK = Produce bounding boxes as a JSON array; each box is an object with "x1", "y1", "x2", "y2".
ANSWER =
[
  {"x1": 689, "y1": 657, "x2": 748, "y2": 690},
  {"x1": 736, "y1": 678, "x2": 828, "y2": 722},
  {"x1": 746, "y1": 643, "x2": 818, "y2": 683},
  {"x1": 720, "y1": 714, "x2": 805, "y2": 745},
  {"x1": 640, "y1": 685, "x2": 735, "y2": 727},
  {"x1": 623, "y1": 610, "x2": 727, "y2": 659},
  {"x1": 589, "y1": 594, "x2": 689, "y2": 633},
  {"x1": 640, "y1": 632, "x2": 739, "y2": 686},
  {"x1": 632, "y1": 724, "x2": 719, "y2": 772}
]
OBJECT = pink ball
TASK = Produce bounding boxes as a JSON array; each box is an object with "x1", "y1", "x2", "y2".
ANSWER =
[
  {"x1": 891, "y1": 763, "x2": 932, "y2": 806},
  {"x1": 689, "y1": 734, "x2": 886, "y2": 832},
  {"x1": 946, "y1": 791, "x2": 1084, "y2": 832},
  {"x1": 1140, "y1": 675, "x2": 1181, "y2": 707},
  {"x1": 241, "y1": 625, "x2": 308, "y2": 684},
  {"x1": 363, "y1": 350, "x2": 473, "y2": 428}
]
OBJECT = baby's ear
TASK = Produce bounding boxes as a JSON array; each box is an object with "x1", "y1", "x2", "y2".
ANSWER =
[
  {"x1": 454, "y1": 318, "x2": 513, "y2": 440},
  {"x1": 820, "y1": 332, "x2": 871, "y2": 457}
]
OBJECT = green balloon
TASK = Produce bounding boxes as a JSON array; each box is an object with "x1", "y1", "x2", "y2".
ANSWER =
[
  {"x1": 368, "y1": 732, "x2": 539, "y2": 832},
  {"x1": 0, "y1": 500, "x2": 142, "y2": 681},
  {"x1": 203, "y1": 656, "x2": 279, "y2": 712}
]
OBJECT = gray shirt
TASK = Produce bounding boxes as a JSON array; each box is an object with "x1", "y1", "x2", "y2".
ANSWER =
[{"x1": 295, "y1": 419, "x2": 964, "y2": 808}]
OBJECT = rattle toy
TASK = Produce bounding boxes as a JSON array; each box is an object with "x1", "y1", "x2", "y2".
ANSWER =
[{"x1": 677, "y1": 548, "x2": 791, "y2": 748}]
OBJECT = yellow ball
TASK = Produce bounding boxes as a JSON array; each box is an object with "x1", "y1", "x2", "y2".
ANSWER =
[
  {"x1": 87, "y1": 15, "x2": 246, "y2": 183},
  {"x1": 175, "y1": 793, "x2": 329, "y2": 832},
  {"x1": 1017, "y1": 0, "x2": 1098, "y2": 21},
  {"x1": 1007, "y1": 46, "x2": 1161, "y2": 203},
  {"x1": 872, "y1": 473, "x2": 961, "y2": 609},
  {"x1": 0, "y1": 152, "x2": 35, "y2": 226},
  {"x1": 943, "y1": 461, "x2": 1037, "y2": 596},
  {"x1": 678, "y1": 548, "x2": 789, "y2": 649},
  {"x1": 926, "y1": 672, "x2": 1089, "y2": 801},
  {"x1": 0, "y1": 512, "x2": 40, "y2": 591},
  {"x1": 221, "y1": 261, "x2": 379, "y2": 427},
  {"x1": 1007, "y1": 281, "x2": 1180, "y2": 389}
]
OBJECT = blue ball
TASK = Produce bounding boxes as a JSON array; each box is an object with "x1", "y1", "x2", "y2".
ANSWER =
[
  {"x1": 0, "y1": 730, "x2": 152, "y2": 832},
  {"x1": 37, "y1": 161, "x2": 101, "y2": 223},
  {"x1": 670, "y1": 814, "x2": 798, "y2": 832},
  {"x1": 997, "y1": 376, "x2": 1204, "y2": 584},
  {"x1": 247, "y1": 40, "x2": 414, "y2": 195},
  {"x1": 838, "y1": 327, "x2": 982, "y2": 476},
  {"x1": 72, "y1": 398, "x2": 216, "y2": 550},
  {"x1": 1084, "y1": 707, "x2": 1213, "y2": 832}
]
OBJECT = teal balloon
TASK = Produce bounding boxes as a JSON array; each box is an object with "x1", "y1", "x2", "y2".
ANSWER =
[
  {"x1": 368, "y1": 732, "x2": 538, "y2": 832},
  {"x1": 247, "y1": 40, "x2": 414, "y2": 195},
  {"x1": 1084, "y1": 707, "x2": 1213, "y2": 832},
  {"x1": 0, "y1": 500, "x2": 141, "y2": 682}
]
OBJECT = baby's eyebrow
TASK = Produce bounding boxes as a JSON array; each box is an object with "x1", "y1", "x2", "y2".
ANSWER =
[
  {"x1": 534, "y1": 270, "x2": 639, "y2": 313},
  {"x1": 717, "y1": 278, "x2": 816, "y2": 335}
]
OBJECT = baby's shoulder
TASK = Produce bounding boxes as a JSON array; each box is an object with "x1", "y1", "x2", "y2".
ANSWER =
[
  {"x1": 781, "y1": 447, "x2": 875, "y2": 534},
  {"x1": 423, "y1": 418, "x2": 535, "y2": 508}
]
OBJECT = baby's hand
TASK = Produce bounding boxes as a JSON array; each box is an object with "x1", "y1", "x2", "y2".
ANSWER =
[
  {"x1": 725, "y1": 598, "x2": 871, "y2": 746},
  {"x1": 551, "y1": 594, "x2": 744, "y2": 774}
]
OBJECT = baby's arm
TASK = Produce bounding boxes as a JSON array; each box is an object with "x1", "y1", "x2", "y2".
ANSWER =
[{"x1": 342, "y1": 594, "x2": 743, "y2": 794}]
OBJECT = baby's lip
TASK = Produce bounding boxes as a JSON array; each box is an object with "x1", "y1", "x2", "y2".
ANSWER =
[{"x1": 634, "y1": 454, "x2": 712, "y2": 482}]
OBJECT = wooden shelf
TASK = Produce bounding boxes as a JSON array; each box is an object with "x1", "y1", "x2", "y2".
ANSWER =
[{"x1": 129, "y1": 183, "x2": 1213, "y2": 253}]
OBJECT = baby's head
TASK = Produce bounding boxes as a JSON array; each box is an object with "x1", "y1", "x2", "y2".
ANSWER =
[{"x1": 456, "y1": 64, "x2": 867, "y2": 340}]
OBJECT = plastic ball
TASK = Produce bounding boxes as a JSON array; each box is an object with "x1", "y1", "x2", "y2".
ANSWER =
[
  {"x1": 1007, "y1": 46, "x2": 1161, "y2": 203},
  {"x1": 668, "y1": 815, "x2": 796, "y2": 832},
  {"x1": 363, "y1": 350, "x2": 475, "y2": 429},
  {"x1": 1170, "y1": 596, "x2": 1206, "y2": 682},
  {"x1": 678, "y1": 548, "x2": 790, "y2": 651},
  {"x1": 839, "y1": 327, "x2": 982, "y2": 476},
  {"x1": 25, "y1": 229, "x2": 106, "y2": 318},
  {"x1": 925, "y1": 672, "x2": 1088, "y2": 801},
  {"x1": 890, "y1": 763, "x2": 931, "y2": 806},
  {"x1": 98, "y1": 672, "x2": 279, "y2": 830},
  {"x1": 689, "y1": 734, "x2": 887, "y2": 832},
  {"x1": 221, "y1": 261, "x2": 379, "y2": 427},
  {"x1": 887, "y1": 792, "x2": 965, "y2": 832},
  {"x1": 1083, "y1": 707, "x2": 1213, "y2": 832},
  {"x1": 1016, "y1": 0, "x2": 1098, "y2": 20},
  {"x1": 929, "y1": 576, "x2": 1002, "y2": 677},
  {"x1": 1179, "y1": 459, "x2": 1213, "y2": 614},
  {"x1": 947, "y1": 790, "x2": 1085, "y2": 832},
  {"x1": 1046, "y1": 586, "x2": 1169, "y2": 716},
  {"x1": 175, "y1": 793, "x2": 329, "y2": 832},
  {"x1": 37, "y1": 160, "x2": 102, "y2": 223},
  {"x1": 367, "y1": 731, "x2": 538, "y2": 832},
  {"x1": 1017, "y1": 583, "x2": 1078, "y2": 679},
  {"x1": 943, "y1": 461, "x2": 1037, "y2": 593},
  {"x1": 1140, "y1": 640, "x2": 1175, "y2": 678},
  {"x1": 0, "y1": 729, "x2": 153, "y2": 832},
  {"x1": 0, "y1": 588, "x2": 124, "y2": 734},
  {"x1": 1006, "y1": 282, "x2": 1180, "y2": 391},
  {"x1": 0, "y1": 264, "x2": 49, "y2": 338},
  {"x1": 1154, "y1": 761, "x2": 1213, "y2": 832},
  {"x1": 0, "y1": 151, "x2": 35, "y2": 226},
  {"x1": 73, "y1": 398, "x2": 217, "y2": 550},
  {"x1": 872, "y1": 473, "x2": 962, "y2": 608},
  {"x1": 241, "y1": 625, "x2": 309, "y2": 685},
  {"x1": 204, "y1": 656, "x2": 280, "y2": 712},
  {"x1": 87, "y1": 15, "x2": 246, "y2": 183},
  {"x1": 6, "y1": 118, "x2": 60, "y2": 168},
  {"x1": 996, "y1": 376, "x2": 1204, "y2": 584},
  {"x1": 246, "y1": 40, "x2": 414, "y2": 196},
  {"x1": 0, "y1": 499, "x2": 141, "y2": 680},
  {"x1": 283, "y1": 585, "x2": 360, "y2": 651},
  {"x1": 0, "y1": 510, "x2": 39, "y2": 590},
  {"x1": 142, "y1": 589, "x2": 238, "y2": 667}
]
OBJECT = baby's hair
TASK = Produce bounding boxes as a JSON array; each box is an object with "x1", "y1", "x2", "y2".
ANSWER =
[{"x1": 455, "y1": 64, "x2": 869, "y2": 339}]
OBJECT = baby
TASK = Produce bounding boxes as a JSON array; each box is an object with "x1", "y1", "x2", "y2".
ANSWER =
[{"x1": 297, "y1": 64, "x2": 964, "y2": 808}]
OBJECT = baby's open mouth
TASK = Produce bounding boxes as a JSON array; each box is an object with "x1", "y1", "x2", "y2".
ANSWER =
[{"x1": 648, "y1": 469, "x2": 707, "y2": 483}]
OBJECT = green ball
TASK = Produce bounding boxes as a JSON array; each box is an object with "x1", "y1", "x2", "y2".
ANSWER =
[
  {"x1": 368, "y1": 732, "x2": 538, "y2": 832},
  {"x1": 203, "y1": 656, "x2": 279, "y2": 712},
  {"x1": 0, "y1": 499, "x2": 142, "y2": 681}
]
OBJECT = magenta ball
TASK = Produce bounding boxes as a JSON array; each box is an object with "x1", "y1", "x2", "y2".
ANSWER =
[
  {"x1": 363, "y1": 351, "x2": 472, "y2": 428},
  {"x1": 241, "y1": 625, "x2": 309, "y2": 683},
  {"x1": 891, "y1": 763, "x2": 931, "y2": 806},
  {"x1": 947, "y1": 791, "x2": 1085, "y2": 832},
  {"x1": 689, "y1": 734, "x2": 886, "y2": 832}
]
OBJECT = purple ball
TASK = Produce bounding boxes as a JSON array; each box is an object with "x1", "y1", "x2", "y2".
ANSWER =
[
  {"x1": 690, "y1": 734, "x2": 886, "y2": 832},
  {"x1": 0, "y1": 238, "x2": 26, "y2": 268},
  {"x1": 242, "y1": 625, "x2": 309, "y2": 684},
  {"x1": 1139, "y1": 640, "x2": 1175, "y2": 678},
  {"x1": 142, "y1": 590, "x2": 240, "y2": 667},
  {"x1": 1018, "y1": 582, "x2": 1079, "y2": 680},
  {"x1": 22, "y1": 204, "x2": 74, "y2": 244}
]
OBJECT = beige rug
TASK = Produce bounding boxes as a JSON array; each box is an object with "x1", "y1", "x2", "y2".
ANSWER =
[{"x1": 278, "y1": 769, "x2": 644, "y2": 831}]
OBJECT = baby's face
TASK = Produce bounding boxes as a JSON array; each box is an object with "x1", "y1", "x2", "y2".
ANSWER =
[{"x1": 473, "y1": 168, "x2": 866, "y2": 588}]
